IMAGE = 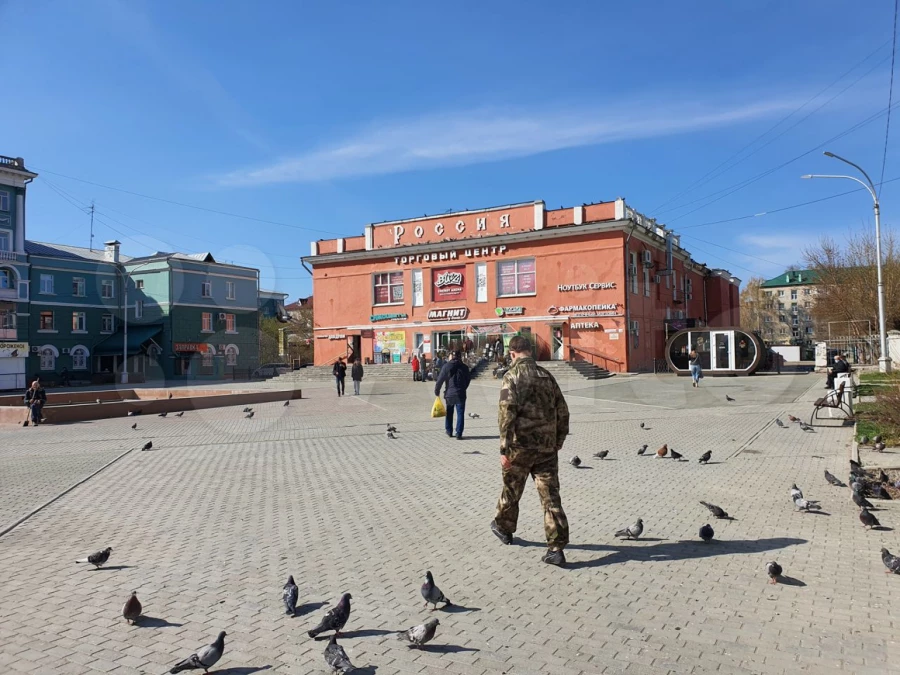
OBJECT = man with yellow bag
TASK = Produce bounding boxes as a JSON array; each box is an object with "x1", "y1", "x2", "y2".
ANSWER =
[
  {"x1": 434, "y1": 350, "x2": 470, "y2": 439},
  {"x1": 491, "y1": 335, "x2": 570, "y2": 566}
]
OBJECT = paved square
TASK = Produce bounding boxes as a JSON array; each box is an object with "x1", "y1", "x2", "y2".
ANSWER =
[{"x1": 1, "y1": 372, "x2": 898, "y2": 674}]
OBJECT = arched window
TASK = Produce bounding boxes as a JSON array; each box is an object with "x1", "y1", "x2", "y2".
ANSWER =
[
  {"x1": 71, "y1": 345, "x2": 89, "y2": 370},
  {"x1": 225, "y1": 344, "x2": 239, "y2": 366},
  {"x1": 202, "y1": 344, "x2": 215, "y2": 368},
  {"x1": 40, "y1": 346, "x2": 57, "y2": 371}
]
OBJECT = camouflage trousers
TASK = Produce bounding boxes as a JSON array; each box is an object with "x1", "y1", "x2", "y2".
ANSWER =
[{"x1": 494, "y1": 447, "x2": 569, "y2": 550}]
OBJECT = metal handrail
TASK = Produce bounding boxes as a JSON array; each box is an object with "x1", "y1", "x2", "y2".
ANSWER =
[{"x1": 568, "y1": 344, "x2": 623, "y2": 369}]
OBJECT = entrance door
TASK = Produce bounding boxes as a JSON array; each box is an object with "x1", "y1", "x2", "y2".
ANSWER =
[
  {"x1": 413, "y1": 333, "x2": 424, "y2": 356},
  {"x1": 350, "y1": 336, "x2": 361, "y2": 362},
  {"x1": 711, "y1": 331, "x2": 733, "y2": 370},
  {"x1": 550, "y1": 326, "x2": 564, "y2": 361}
]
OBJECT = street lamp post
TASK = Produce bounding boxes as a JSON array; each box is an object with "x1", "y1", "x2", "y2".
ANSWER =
[{"x1": 802, "y1": 151, "x2": 892, "y2": 373}]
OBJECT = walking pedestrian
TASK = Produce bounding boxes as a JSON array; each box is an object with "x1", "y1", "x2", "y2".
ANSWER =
[
  {"x1": 351, "y1": 358, "x2": 364, "y2": 396},
  {"x1": 490, "y1": 336, "x2": 570, "y2": 566},
  {"x1": 332, "y1": 357, "x2": 347, "y2": 397},
  {"x1": 419, "y1": 355, "x2": 429, "y2": 382},
  {"x1": 411, "y1": 354, "x2": 420, "y2": 382},
  {"x1": 24, "y1": 379, "x2": 47, "y2": 427},
  {"x1": 689, "y1": 348, "x2": 702, "y2": 387},
  {"x1": 435, "y1": 350, "x2": 471, "y2": 440}
]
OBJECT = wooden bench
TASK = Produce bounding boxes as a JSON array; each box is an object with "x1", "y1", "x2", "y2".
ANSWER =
[{"x1": 810, "y1": 381, "x2": 854, "y2": 424}]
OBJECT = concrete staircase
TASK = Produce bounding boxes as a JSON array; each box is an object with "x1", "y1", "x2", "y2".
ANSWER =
[{"x1": 536, "y1": 361, "x2": 614, "y2": 381}]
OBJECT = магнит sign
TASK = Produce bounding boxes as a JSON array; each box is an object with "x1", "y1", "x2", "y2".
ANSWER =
[{"x1": 427, "y1": 307, "x2": 469, "y2": 321}]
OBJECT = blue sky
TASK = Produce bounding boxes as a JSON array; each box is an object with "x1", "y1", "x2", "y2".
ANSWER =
[{"x1": 3, "y1": 0, "x2": 898, "y2": 299}]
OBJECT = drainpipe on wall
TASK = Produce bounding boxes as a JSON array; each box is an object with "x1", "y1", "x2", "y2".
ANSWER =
[
  {"x1": 623, "y1": 220, "x2": 637, "y2": 371},
  {"x1": 702, "y1": 271, "x2": 710, "y2": 326}
]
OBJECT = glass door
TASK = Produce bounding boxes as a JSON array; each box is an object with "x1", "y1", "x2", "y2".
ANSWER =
[
  {"x1": 550, "y1": 326, "x2": 564, "y2": 360},
  {"x1": 711, "y1": 331, "x2": 733, "y2": 370}
]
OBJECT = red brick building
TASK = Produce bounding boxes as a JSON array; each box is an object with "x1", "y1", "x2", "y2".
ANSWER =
[{"x1": 301, "y1": 198, "x2": 740, "y2": 372}]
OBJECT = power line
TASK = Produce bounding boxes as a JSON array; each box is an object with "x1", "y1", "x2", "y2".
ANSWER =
[
  {"x1": 652, "y1": 39, "x2": 892, "y2": 213},
  {"x1": 880, "y1": 0, "x2": 899, "y2": 196}
]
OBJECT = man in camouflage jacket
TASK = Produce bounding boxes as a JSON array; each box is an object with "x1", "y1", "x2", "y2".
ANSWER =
[{"x1": 491, "y1": 335, "x2": 570, "y2": 566}]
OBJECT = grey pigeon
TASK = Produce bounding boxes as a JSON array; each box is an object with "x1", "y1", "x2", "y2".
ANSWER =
[
  {"x1": 873, "y1": 484, "x2": 892, "y2": 500},
  {"x1": 308, "y1": 593, "x2": 352, "y2": 638},
  {"x1": 860, "y1": 435, "x2": 870, "y2": 445},
  {"x1": 245, "y1": 411, "x2": 254, "y2": 419},
  {"x1": 766, "y1": 561, "x2": 783, "y2": 584},
  {"x1": 824, "y1": 470, "x2": 845, "y2": 487},
  {"x1": 881, "y1": 548, "x2": 900, "y2": 574},
  {"x1": 175, "y1": 411, "x2": 184, "y2": 417},
  {"x1": 699, "y1": 523, "x2": 714, "y2": 542},
  {"x1": 168, "y1": 393, "x2": 173, "y2": 399},
  {"x1": 725, "y1": 395, "x2": 735, "y2": 402},
  {"x1": 850, "y1": 459, "x2": 862, "y2": 473},
  {"x1": 637, "y1": 444, "x2": 648, "y2": 456},
  {"x1": 793, "y1": 497, "x2": 820, "y2": 512},
  {"x1": 799, "y1": 422, "x2": 814, "y2": 432},
  {"x1": 852, "y1": 490, "x2": 873, "y2": 508},
  {"x1": 790, "y1": 484, "x2": 803, "y2": 501},
  {"x1": 141, "y1": 441, "x2": 152, "y2": 451},
  {"x1": 879, "y1": 469, "x2": 890, "y2": 484},
  {"x1": 640, "y1": 422, "x2": 645, "y2": 429},
  {"x1": 874, "y1": 435, "x2": 883, "y2": 444},
  {"x1": 242, "y1": 407, "x2": 252, "y2": 413},
  {"x1": 468, "y1": 413, "x2": 480, "y2": 419},
  {"x1": 698, "y1": 450, "x2": 711, "y2": 464},
  {"x1": 875, "y1": 442, "x2": 886, "y2": 452},
  {"x1": 158, "y1": 412, "x2": 167, "y2": 418},
  {"x1": 76, "y1": 547, "x2": 112, "y2": 568},
  {"x1": 386, "y1": 430, "x2": 396, "y2": 439},
  {"x1": 283, "y1": 400, "x2": 290, "y2": 407},
  {"x1": 615, "y1": 518, "x2": 643, "y2": 539},
  {"x1": 127, "y1": 410, "x2": 141, "y2": 416},
  {"x1": 421, "y1": 571, "x2": 452, "y2": 610},
  {"x1": 860, "y1": 506, "x2": 881, "y2": 529},
  {"x1": 387, "y1": 424, "x2": 397, "y2": 433},
  {"x1": 283, "y1": 575, "x2": 299, "y2": 616},
  {"x1": 670, "y1": 449, "x2": 683, "y2": 460},
  {"x1": 398, "y1": 617, "x2": 440, "y2": 647},
  {"x1": 592, "y1": 450, "x2": 609, "y2": 460},
  {"x1": 169, "y1": 631, "x2": 226, "y2": 673},
  {"x1": 122, "y1": 591, "x2": 142, "y2": 624},
  {"x1": 775, "y1": 418, "x2": 784, "y2": 427},
  {"x1": 131, "y1": 423, "x2": 137, "y2": 430},
  {"x1": 323, "y1": 634, "x2": 354, "y2": 674},
  {"x1": 96, "y1": 399, "x2": 102, "y2": 404},
  {"x1": 700, "y1": 501, "x2": 729, "y2": 519},
  {"x1": 569, "y1": 455, "x2": 582, "y2": 468}
]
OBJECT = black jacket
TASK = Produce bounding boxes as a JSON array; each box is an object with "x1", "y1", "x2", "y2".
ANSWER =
[
  {"x1": 831, "y1": 359, "x2": 850, "y2": 375},
  {"x1": 435, "y1": 360, "x2": 470, "y2": 405},
  {"x1": 25, "y1": 387, "x2": 46, "y2": 405},
  {"x1": 351, "y1": 362, "x2": 364, "y2": 381},
  {"x1": 332, "y1": 362, "x2": 347, "y2": 378}
]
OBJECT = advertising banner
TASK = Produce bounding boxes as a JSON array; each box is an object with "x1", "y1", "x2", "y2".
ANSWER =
[{"x1": 432, "y1": 266, "x2": 466, "y2": 302}]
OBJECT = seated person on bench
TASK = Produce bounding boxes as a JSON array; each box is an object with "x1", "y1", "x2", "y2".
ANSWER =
[{"x1": 825, "y1": 353, "x2": 849, "y2": 390}]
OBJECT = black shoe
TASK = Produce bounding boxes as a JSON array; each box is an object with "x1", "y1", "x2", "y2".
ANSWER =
[
  {"x1": 542, "y1": 549, "x2": 566, "y2": 566},
  {"x1": 446, "y1": 432, "x2": 453, "y2": 437},
  {"x1": 490, "y1": 520, "x2": 512, "y2": 545},
  {"x1": 456, "y1": 435, "x2": 463, "y2": 440}
]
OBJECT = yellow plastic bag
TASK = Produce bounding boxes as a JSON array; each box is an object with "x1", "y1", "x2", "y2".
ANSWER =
[{"x1": 431, "y1": 396, "x2": 446, "y2": 418}]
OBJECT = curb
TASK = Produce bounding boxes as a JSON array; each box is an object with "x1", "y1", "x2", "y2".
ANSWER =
[{"x1": 0, "y1": 446, "x2": 135, "y2": 539}]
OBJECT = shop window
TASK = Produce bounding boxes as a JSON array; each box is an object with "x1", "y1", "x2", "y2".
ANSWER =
[
  {"x1": 497, "y1": 258, "x2": 536, "y2": 297},
  {"x1": 40, "y1": 347, "x2": 55, "y2": 370},
  {"x1": 374, "y1": 271, "x2": 404, "y2": 305}
]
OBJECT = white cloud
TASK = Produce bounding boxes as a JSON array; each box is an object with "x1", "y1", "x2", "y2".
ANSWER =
[
  {"x1": 214, "y1": 97, "x2": 799, "y2": 187},
  {"x1": 739, "y1": 233, "x2": 811, "y2": 251}
]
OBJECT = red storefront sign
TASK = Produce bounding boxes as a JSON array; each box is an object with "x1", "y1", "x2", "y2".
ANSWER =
[
  {"x1": 174, "y1": 342, "x2": 210, "y2": 353},
  {"x1": 432, "y1": 266, "x2": 466, "y2": 301}
]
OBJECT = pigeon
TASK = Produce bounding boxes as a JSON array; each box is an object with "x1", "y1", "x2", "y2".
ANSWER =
[
  {"x1": 308, "y1": 593, "x2": 352, "y2": 638},
  {"x1": 670, "y1": 449, "x2": 684, "y2": 461},
  {"x1": 640, "y1": 422, "x2": 645, "y2": 429},
  {"x1": 421, "y1": 571, "x2": 452, "y2": 610},
  {"x1": 637, "y1": 444, "x2": 648, "y2": 456},
  {"x1": 141, "y1": 441, "x2": 152, "y2": 452},
  {"x1": 824, "y1": 470, "x2": 845, "y2": 487},
  {"x1": 793, "y1": 497, "x2": 820, "y2": 511},
  {"x1": 76, "y1": 547, "x2": 112, "y2": 568},
  {"x1": 873, "y1": 484, "x2": 892, "y2": 500},
  {"x1": 398, "y1": 617, "x2": 440, "y2": 647},
  {"x1": 850, "y1": 459, "x2": 862, "y2": 473},
  {"x1": 569, "y1": 455, "x2": 582, "y2": 467},
  {"x1": 131, "y1": 423, "x2": 137, "y2": 430},
  {"x1": 874, "y1": 435, "x2": 883, "y2": 444},
  {"x1": 175, "y1": 411, "x2": 184, "y2": 417},
  {"x1": 245, "y1": 411, "x2": 254, "y2": 419},
  {"x1": 168, "y1": 393, "x2": 173, "y2": 399},
  {"x1": 615, "y1": 518, "x2": 643, "y2": 539},
  {"x1": 775, "y1": 418, "x2": 784, "y2": 427},
  {"x1": 128, "y1": 410, "x2": 142, "y2": 416},
  {"x1": 592, "y1": 450, "x2": 609, "y2": 460},
  {"x1": 852, "y1": 490, "x2": 873, "y2": 508},
  {"x1": 323, "y1": 634, "x2": 354, "y2": 674},
  {"x1": 860, "y1": 435, "x2": 870, "y2": 445},
  {"x1": 860, "y1": 506, "x2": 881, "y2": 529},
  {"x1": 725, "y1": 395, "x2": 735, "y2": 402},
  {"x1": 766, "y1": 561, "x2": 783, "y2": 584},
  {"x1": 787, "y1": 415, "x2": 800, "y2": 423},
  {"x1": 698, "y1": 451, "x2": 711, "y2": 464},
  {"x1": 799, "y1": 422, "x2": 814, "y2": 432},
  {"x1": 656, "y1": 444, "x2": 668, "y2": 458},
  {"x1": 875, "y1": 442, "x2": 886, "y2": 452},
  {"x1": 468, "y1": 413, "x2": 480, "y2": 419},
  {"x1": 158, "y1": 412, "x2": 168, "y2": 418},
  {"x1": 879, "y1": 470, "x2": 890, "y2": 484},
  {"x1": 882, "y1": 548, "x2": 900, "y2": 574},
  {"x1": 387, "y1": 424, "x2": 397, "y2": 433},
  {"x1": 169, "y1": 631, "x2": 226, "y2": 673},
  {"x1": 700, "y1": 501, "x2": 729, "y2": 519},
  {"x1": 243, "y1": 407, "x2": 252, "y2": 413},
  {"x1": 386, "y1": 430, "x2": 396, "y2": 439},
  {"x1": 790, "y1": 484, "x2": 803, "y2": 500},
  {"x1": 122, "y1": 591, "x2": 142, "y2": 624},
  {"x1": 283, "y1": 575, "x2": 299, "y2": 616},
  {"x1": 283, "y1": 400, "x2": 290, "y2": 407},
  {"x1": 699, "y1": 523, "x2": 714, "y2": 542},
  {"x1": 96, "y1": 399, "x2": 102, "y2": 404}
]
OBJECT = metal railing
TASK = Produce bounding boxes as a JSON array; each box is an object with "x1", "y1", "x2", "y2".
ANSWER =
[{"x1": 569, "y1": 344, "x2": 623, "y2": 371}]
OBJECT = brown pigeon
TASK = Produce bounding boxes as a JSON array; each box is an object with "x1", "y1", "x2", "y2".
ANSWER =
[{"x1": 656, "y1": 444, "x2": 668, "y2": 458}]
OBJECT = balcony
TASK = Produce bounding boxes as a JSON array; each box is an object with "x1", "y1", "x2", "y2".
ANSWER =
[{"x1": 0, "y1": 250, "x2": 19, "y2": 262}]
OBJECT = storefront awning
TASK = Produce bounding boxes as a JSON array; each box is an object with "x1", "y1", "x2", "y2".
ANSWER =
[
  {"x1": 469, "y1": 323, "x2": 518, "y2": 335},
  {"x1": 93, "y1": 324, "x2": 163, "y2": 356}
]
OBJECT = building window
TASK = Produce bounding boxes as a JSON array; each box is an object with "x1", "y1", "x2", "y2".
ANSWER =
[
  {"x1": 497, "y1": 258, "x2": 536, "y2": 297},
  {"x1": 225, "y1": 345, "x2": 238, "y2": 366},
  {"x1": 202, "y1": 351, "x2": 214, "y2": 369},
  {"x1": 791, "y1": 290, "x2": 798, "y2": 299},
  {"x1": 136, "y1": 279, "x2": 144, "y2": 290},
  {"x1": 71, "y1": 347, "x2": 88, "y2": 370},
  {"x1": 0, "y1": 230, "x2": 10, "y2": 251},
  {"x1": 72, "y1": 277, "x2": 85, "y2": 297},
  {"x1": 0, "y1": 269, "x2": 10, "y2": 289},
  {"x1": 643, "y1": 268, "x2": 650, "y2": 297},
  {"x1": 202, "y1": 312, "x2": 213, "y2": 332},
  {"x1": 778, "y1": 290, "x2": 784, "y2": 296},
  {"x1": 803, "y1": 288, "x2": 811, "y2": 295},
  {"x1": 226, "y1": 281, "x2": 235, "y2": 300},
  {"x1": 778, "y1": 302, "x2": 784, "y2": 310},
  {"x1": 101, "y1": 314, "x2": 114, "y2": 333},
  {"x1": 201, "y1": 281, "x2": 212, "y2": 298},
  {"x1": 72, "y1": 311, "x2": 86, "y2": 332},
  {"x1": 629, "y1": 252, "x2": 638, "y2": 294},
  {"x1": 135, "y1": 300, "x2": 144, "y2": 319},
  {"x1": 101, "y1": 280, "x2": 114, "y2": 299},
  {"x1": 225, "y1": 314, "x2": 236, "y2": 333},
  {"x1": 39, "y1": 311, "x2": 54, "y2": 331},
  {"x1": 0, "y1": 309, "x2": 14, "y2": 329},
  {"x1": 373, "y1": 271, "x2": 404, "y2": 305},
  {"x1": 793, "y1": 317, "x2": 799, "y2": 326},
  {"x1": 40, "y1": 347, "x2": 55, "y2": 370},
  {"x1": 0, "y1": 191, "x2": 8, "y2": 211},
  {"x1": 40, "y1": 274, "x2": 54, "y2": 294},
  {"x1": 765, "y1": 316, "x2": 772, "y2": 323}
]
